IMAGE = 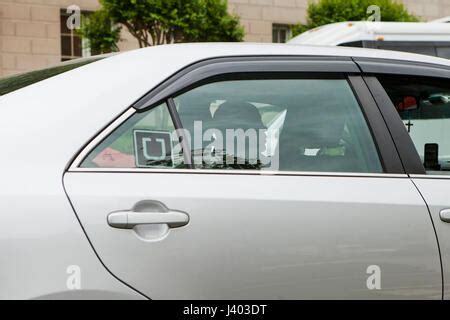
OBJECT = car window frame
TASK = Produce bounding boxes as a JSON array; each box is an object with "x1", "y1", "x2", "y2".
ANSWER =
[
  {"x1": 68, "y1": 56, "x2": 405, "y2": 176},
  {"x1": 358, "y1": 58, "x2": 450, "y2": 176}
]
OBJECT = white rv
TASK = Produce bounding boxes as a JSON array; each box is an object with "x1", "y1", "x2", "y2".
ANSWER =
[{"x1": 288, "y1": 20, "x2": 450, "y2": 58}]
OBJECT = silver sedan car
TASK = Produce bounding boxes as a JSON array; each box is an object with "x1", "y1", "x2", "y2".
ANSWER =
[{"x1": 1, "y1": 43, "x2": 450, "y2": 300}]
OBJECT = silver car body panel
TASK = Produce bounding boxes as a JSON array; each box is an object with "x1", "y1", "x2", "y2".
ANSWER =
[
  {"x1": 1, "y1": 43, "x2": 449, "y2": 299},
  {"x1": 64, "y1": 172, "x2": 441, "y2": 299}
]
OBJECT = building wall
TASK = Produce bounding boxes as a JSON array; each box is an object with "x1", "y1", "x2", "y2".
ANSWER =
[
  {"x1": 229, "y1": 0, "x2": 307, "y2": 42},
  {"x1": 0, "y1": 0, "x2": 140, "y2": 77},
  {"x1": 1, "y1": 0, "x2": 449, "y2": 77},
  {"x1": 229, "y1": 0, "x2": 450, "y2": 43},
  {"x1": 402, "y1": 0, "x2": 450, "y2": 20}
]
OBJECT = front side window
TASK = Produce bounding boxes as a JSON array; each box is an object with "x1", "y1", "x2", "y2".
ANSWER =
[
  {"x1": 81, "y1": 77, "x2": 382, "y2": 173},
  {"x1": 378, "y1": 75, "x2": 450, "y2": 174}
]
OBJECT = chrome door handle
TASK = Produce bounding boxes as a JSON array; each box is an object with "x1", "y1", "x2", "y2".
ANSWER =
[
  {"x1": 107, "y1": 200, "x2": 189, "y2": 229},
  {"x1": 108, "y1": 211, "x2": 189, "y2": 229},
  {"x1": 440, "y1": 209, "x2": 450, "y2": 223}
]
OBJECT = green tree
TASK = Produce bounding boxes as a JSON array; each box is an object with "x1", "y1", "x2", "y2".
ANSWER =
[
  {"x1": 78, "y1": 10, "x2": 121, "y2": 54},
  {"x1": 80, "y1": 0, "x2": 244, "y2": 50},
  {"x1": 292, "y1": 0, "x2": 419, "y2": 37}
]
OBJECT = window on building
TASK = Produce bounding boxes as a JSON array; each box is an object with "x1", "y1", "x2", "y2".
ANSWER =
[
  {"x1": 272, "y1": 24, "x2": 292, "y2": 43},
  {"x1": 60, "y1": 9, "x2": 92, "y2": 61}
]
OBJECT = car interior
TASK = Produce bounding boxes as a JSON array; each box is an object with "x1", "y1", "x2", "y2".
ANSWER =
[{"x1": 378, "y1": 75, "x2": 450, "y2": 172}]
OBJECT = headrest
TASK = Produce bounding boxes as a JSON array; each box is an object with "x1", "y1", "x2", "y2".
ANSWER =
[{"x1": 211, "y1": 101, "x2": 265, "y2": 131}]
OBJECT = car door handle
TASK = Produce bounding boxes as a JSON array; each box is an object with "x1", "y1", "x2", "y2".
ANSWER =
[
  {"x1": 108, "y1": 210, "x2": 189, "y2": 229},
  {"x1": 440, "y1": 209, "x2": 450, "y2": 223}
]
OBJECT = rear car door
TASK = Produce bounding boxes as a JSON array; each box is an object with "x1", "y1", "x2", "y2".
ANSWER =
[
  {"x1": 360, "y1": 59, "x2": 450, "y2": 298},
  {"x1": 64, "y1": 57, "x2": 441, "y2": 299}
]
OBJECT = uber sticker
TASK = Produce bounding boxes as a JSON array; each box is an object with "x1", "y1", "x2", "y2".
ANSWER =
[{"x1": 133, "y1": 130, "x2": 173, "y2": 168}]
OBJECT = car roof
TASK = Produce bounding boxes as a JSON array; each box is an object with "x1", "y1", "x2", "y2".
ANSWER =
[
  {"x1": 112, "y1": 42, "x2": 450, "y2": 67},
  {"x1": 288, "y1": 21, "x2": 450, "y2": 45},
  {"x1": 2, "y1": 42, "x2": 449, "y2": 103},
  {"x1": 2, "y1": 42, "x2": 450, "y2": 104}
]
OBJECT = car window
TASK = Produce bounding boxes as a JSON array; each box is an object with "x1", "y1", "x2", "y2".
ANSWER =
[
  {"x1": 81, "y1": 78, "x2": 383, "y2": 173},
  {"x1": 437, "y1": 47, "x2": 450, "y2": 59},
  {"x1": 80, "y1": 103, "x2": 184, "y2": 169},
  {"x1": 0, "y1": 57, "x2": 103, "y2": 96},
  {"x1": 377, "y1": 45, "x2": 437, "y2": 57},
  {"x1": 338, "y1": 41, "x2": 363, "y2": 48},
  {"x1": 377, "y1": 75, "x2": 450, "y2": 174}
]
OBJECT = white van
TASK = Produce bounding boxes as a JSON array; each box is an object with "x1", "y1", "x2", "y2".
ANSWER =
[{"x1": 288, "y1": 20, "x2": 450, "y2": 58}]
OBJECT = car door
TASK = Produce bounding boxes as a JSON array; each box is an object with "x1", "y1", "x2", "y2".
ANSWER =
[
  {"x1": 360, "y1": 60, "x2": 450, "y2": 299},
  {"x1": 63, "y1": 57, "x2": 441, "y2": 299}
]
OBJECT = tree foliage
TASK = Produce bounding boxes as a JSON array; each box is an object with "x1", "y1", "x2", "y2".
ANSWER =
[
  {"x1": 78, "y1": 10, "x2": 121, "y2": 54},
  {"x1": 80, "y1": 0, "x2": 244, "y2": 50},
  {"x1": 292, "y1": 0, "x2": 419, "y2": 36}
]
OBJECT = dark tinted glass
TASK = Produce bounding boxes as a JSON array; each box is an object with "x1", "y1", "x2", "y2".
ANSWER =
[
  {"x1": 174, "y1": 79, "x2": 382, "y2": 173},
  {"x1": 437, "y1": 47, "x2": 450, "y2": 59},
  {"x1": 0, "y1": 58, "x2": 102, "y2": 96},
  {"x1": 61, "y1": 35, "x2": 72, "y2": 56},
  {"x1": 378, "y1": 75, "x2": 450, "y2": 173},
  {"x1": 378, "y1": 45, "x2": 436, "y2": 56},
  {"x1": 80, "y1": 78, "x2": 382, "y2": 173}
]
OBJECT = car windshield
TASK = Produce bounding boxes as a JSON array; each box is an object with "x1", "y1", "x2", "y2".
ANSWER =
[{"x1": 0, "y1": 57, "x2": 104, "y2": 96}]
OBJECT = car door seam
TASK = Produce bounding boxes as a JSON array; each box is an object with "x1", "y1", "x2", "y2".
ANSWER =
[
  {"x1": 410, "y1": 177, "x2": 444, "y2": 300},
  {"x1": 61, "y1": 172, "x2": 151, "y2": 300}
]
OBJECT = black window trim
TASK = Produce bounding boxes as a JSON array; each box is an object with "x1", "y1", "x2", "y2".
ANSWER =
[
  {"x1": 348, "y1": 75, "x2": 404, "y2": 174},
  {"x1": 133, "y1": 56, "x2": 360, "y2": 110},
  {"x1": 69, "y1": 55, "x2": 405, "y2": 175},
  {"x1": 341, "y1": 40, "x2": 450, "y2": 51},
  {"x1": 361, "y1": 76, "x2": 426, "y2": 175},
  {"x1": 354, "y1": 57, "x2": 450, "y2": 79}
]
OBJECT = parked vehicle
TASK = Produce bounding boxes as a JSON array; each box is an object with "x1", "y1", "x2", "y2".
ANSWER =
[
  {"x1": 430, "y1": 16, "x2": 450, "y2": 23},
  {"x1": 1, "y1": 43, "x2": 450, "y2": 299},
  {"x1": 288, "y1": 21, "x2": 450, "y2": 58}
]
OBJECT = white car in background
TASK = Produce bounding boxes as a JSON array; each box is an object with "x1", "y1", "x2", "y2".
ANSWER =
[
  {"x1": 1, "y1": 43, "x2": 450, "y2": 299},
  {"x1": 289, "y1": 21, "x2": 450, "y2": 58}
]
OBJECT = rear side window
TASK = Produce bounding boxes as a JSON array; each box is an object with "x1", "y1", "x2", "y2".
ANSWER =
[
  {"x1": 0, "y1": 57, "x2": 102, "y2": 96},
  {"x1": 378, "y1": 75, "x2": 450, "y2": 174},
  {"x1": 437, "y1": 47, "x2": 450, "y2": 59},
  {"x1": 338, "y1": 41, "x2": 363, "y2": 48},
  {"x1": 80, "y1": 77, "x2": 382, "y2": 174},
  {"x1": 82, "y1": 103, "x2": 181, "y2": 169},
  {"x1": 377, "y1": 44, "x2": 436, "y2": 56}
]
